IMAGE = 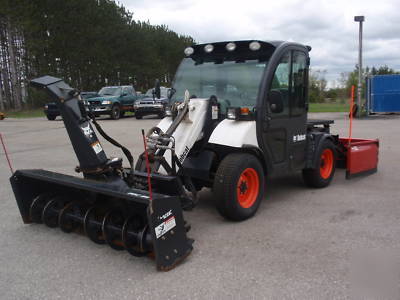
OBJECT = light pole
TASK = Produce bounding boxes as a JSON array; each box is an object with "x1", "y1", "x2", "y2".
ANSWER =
[{"x1": 354, "y1": 16, "x2": 365, "y2": 118}]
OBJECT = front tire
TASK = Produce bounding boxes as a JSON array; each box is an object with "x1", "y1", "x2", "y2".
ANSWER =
[
  {"x1": 110, "y1": 105, "x2": 121, "y2": 120},
  {"x1": 135, "y1": 113, "x2": 142, "y2": 119},
  {"x1": 213, "y1": 153, "x2": 265, "y2": 221},
  {"x1": 46, "y1": 115, "x2": 56, "y2": 121},
  {"x1": 302, "y1": 140, "x2": 336, "y2": 188}
]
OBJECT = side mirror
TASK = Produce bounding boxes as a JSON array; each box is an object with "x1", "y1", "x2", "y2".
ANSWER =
[
  {"x1": 268, "y1": 90, "x2": 284, "y2": 114},
  {"x1": 154, "y1": 79, "x2": 161, "y2": 99}
]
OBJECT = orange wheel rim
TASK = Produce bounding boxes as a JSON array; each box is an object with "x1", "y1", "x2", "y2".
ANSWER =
[
  {"x1": 237, "y1": 168, "x2": 260, "y2": 208},
  {"x1": 320, "y1": 149, "x2": 334, "y2": 179}
]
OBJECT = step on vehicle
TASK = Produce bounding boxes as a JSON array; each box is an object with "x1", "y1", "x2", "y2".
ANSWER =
[{"x1": 9, "y1": 40, "x2": 379, "y2": 271}]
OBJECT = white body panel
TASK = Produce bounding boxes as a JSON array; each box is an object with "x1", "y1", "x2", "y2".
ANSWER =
[
  {"x1": 156, "y1": 98, "x2": 209, "y2": 173},
  {"x1": 155, "y1": 98, "x2": 260, "y2": 174},
  {"x1": 208, "y1": 119, "x2": 259, "y2": 148}
]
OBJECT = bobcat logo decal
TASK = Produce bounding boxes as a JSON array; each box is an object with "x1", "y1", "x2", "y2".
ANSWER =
[{"x1": 81, "y1": 125, "x2": 94, "y2": 138}]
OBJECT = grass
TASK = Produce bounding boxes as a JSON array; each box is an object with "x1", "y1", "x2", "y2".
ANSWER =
[
  {"x1": 1, "y1": 101, "x2": 350, "y2": 118},
  {"x1": 3, "y1": 108, "x2": 44, "y2": 118},
  {"x1": 309, "y1": 102, "x2": 349, "y2": 113}
]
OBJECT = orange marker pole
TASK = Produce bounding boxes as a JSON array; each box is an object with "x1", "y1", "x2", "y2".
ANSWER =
[
  {"x1": 348, "y1": 85, "x2": 355, "y2": 146},
  {"x1": 0, "y1": 132, "x2": 14, "y2": 174}
]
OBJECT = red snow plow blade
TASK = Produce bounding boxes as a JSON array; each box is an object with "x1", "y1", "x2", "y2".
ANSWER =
[{"x1": 338, "y1": 138, "x2": 379, "y2": 179}]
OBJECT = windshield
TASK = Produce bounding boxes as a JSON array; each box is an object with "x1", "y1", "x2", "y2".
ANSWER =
[
  {"x1": 171, "y1": 58, "x2": 268, "y2": 112},
  {"x1": 98, "y1": 87, "x2": 121, "y2": 96}
]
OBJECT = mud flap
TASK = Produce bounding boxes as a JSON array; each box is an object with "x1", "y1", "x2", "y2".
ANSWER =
[
  {"x1": 338, "y1": 138, "x2": 379, "y2": 179},
  {"x1": 10, "y1": 169, "x2": 193, "y2": 270}
]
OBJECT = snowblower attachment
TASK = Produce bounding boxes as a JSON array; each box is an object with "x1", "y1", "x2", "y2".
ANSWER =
[{"x1": 9, "y1": 76, "x2": 193, "y2": 271}]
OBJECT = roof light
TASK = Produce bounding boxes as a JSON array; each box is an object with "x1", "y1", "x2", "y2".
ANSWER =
[
  {"x1": 184, "y1": 47, "x2": 194, "y2": 56},
  {"x1": 226, "y1": 42, "x2": 236, "y2": 51},
  {"x1": 204, "y1": 44, "x2": 214, "y2": 53},
  {"x1": 249, "y1": 41, "x2": 261, "y2": 51}
]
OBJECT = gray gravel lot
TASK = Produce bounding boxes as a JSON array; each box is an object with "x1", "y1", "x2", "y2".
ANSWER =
[{"x1": 0, "y1": 113, "x2": 399, "y2": 299}]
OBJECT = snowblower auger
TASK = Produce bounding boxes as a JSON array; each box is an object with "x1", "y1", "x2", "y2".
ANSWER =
[{"x1": 10, "y1": 76, "x2": 193, "y2": 271}]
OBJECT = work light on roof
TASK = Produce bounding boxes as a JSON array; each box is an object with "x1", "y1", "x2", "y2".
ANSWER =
[
  {"x1": 226, "y1": 42, "x2": 236, "y2": 51},
  {"x1": 184, "y1": 47, "x2": 194, "y2": 56},
  {"x1": 249, "y1": 41, "x2": 261, "y2": 51},
  {"x1": 204, "y1": 44, "x2": 214, "y2": 53}
]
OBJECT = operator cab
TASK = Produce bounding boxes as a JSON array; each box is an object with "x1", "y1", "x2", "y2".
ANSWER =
[{"x1": 171, "y1": 40, "x2": 311, "y2": 175}]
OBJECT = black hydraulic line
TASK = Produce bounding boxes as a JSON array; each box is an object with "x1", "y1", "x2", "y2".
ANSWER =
[{"x1": 90, "y1": 116, "x2": 134, "y2": 175}]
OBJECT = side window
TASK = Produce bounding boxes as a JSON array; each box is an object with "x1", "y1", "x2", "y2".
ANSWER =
[
  {"x1": 291, "y1": 51, "x2": 307, "y2": 116},
  {"x1": 269, "y1": 52, "x2": 290, "y2": 117},
  {"x1": 131, "y1": 87, "x2": 135, "y2": 95},
  {"x1": 122, "y1": 87, "x2": 129, "y2": 95}
]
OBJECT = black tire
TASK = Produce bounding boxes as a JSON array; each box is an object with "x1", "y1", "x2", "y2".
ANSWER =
[
  {"x1": 120, "y1": 111, "x2": 125, "y2": 118},
  {"x1": 213, "y1": 153, "x2": 265, "y2": 221},
  {"x1": 135, "y1": 113, "x2": 143, "y2": 120},
  {"x1": 46, "y1": 115, "x2": 56, "y2": 120},
  {"x1": 158, "y1": 112, "x2": 165, "y2": 119},
  {"x1": 302, "y1": 139, "x2": 336, "y2": 188},
  {"x1": 110, "y1": 105, "x2": 121, "y2": 120}
]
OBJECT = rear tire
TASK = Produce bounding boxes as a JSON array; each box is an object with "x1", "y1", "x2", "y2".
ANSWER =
[
  {"x1": 46, "y1": 115, "x2": 56, "y2": 121},
  {"x1": 135, "y1": 113, "x2": 142, "y2": 119},
  {"x1": 110, "y1": 105, "x2": 120, "y2": 120},
  {"x1": 120, "y1": 111, "x2": 125, "y2": 118},
  {"x1": 213, "y1": 153, "x2": 265, "y2": 221},
  {"x1": 302, "y1": 139, "x2": 336, "y2": 188}
]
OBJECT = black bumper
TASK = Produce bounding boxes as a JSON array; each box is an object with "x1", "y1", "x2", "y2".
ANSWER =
[{"x1": 135, "y1": 107, "x2": 164, "y2": 115}]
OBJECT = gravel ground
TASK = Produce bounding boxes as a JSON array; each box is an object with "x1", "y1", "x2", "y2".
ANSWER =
[{"x1": 0, "y1": 112, "x2": 399, "y2": 299}]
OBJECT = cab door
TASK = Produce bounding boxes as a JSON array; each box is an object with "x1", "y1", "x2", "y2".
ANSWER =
[
  {"x1": 257, "y1": 47, "x2": 309, "y2": 175},
  {"x1": 259, "y1": 51, "x2": 291, "y2": 175},
  {"x1": 288, "y1": 51, "x2": 308, "y2": 171}
]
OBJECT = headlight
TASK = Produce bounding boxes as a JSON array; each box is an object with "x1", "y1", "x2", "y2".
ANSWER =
[
  {"x1": 226, "y1": 107, "x2": 254, "y2": 121},
  {"x1": 227, "y1": 107, "x2": 238, "y2": 120},
  {"x1": 101, "y1": 100, "x2": 112, "y2": 105},
  {"x1": 44, "y1": 105, "x2": 48, "y2": 109}
]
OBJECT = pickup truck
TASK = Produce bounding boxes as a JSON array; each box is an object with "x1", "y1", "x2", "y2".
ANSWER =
[
  {"x1": 44, "y1": 92, "x2": 97, "y2": 120},
  {"x1": 134, "y1": 87, "x2": 170, "y2": 119},
  {"x1": 87, "y1": 85, "x2": 140, "y2": 119}
]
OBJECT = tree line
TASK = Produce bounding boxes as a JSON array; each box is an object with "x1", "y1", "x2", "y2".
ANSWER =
[
  {"x1": 309, "y1": 65, "x2": 399, "y2": 103},
  {"x1": 0, "y1": 0, "x2": 194, "y2": 110}
]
